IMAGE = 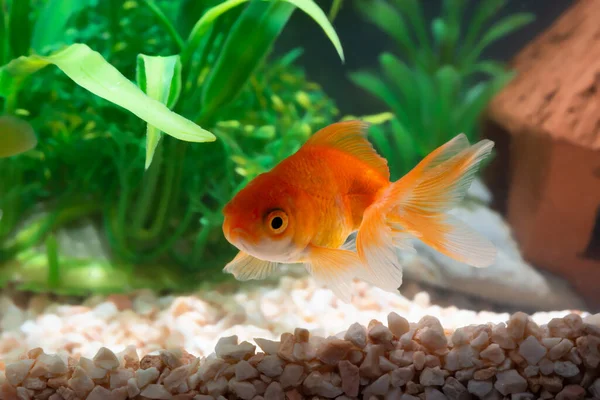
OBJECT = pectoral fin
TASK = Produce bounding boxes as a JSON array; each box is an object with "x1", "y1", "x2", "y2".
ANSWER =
[{"x1": 223, "y1": 251, "x2": 278, "y2": 281}]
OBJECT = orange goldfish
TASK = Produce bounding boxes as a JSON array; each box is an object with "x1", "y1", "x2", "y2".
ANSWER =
[{"x1": 222, "y1": 120, "x2": 496, "y2": 302}]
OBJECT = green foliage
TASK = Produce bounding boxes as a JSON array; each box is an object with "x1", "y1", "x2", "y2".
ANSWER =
[
  {"x1": 0, "y1": 0, "x2": 342, "y2": 295},
  {"x1": 350, "y1": 0, "x2": 534, "y2": 180}
]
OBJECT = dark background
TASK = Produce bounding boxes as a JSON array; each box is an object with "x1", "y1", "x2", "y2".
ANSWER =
[{"x1": 274, "y1": 0, "x2": 574, "y2": 116}]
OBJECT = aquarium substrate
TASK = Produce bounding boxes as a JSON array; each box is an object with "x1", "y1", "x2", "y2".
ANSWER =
[{"x1": 0, "y1": 275, "x2": 598, "y2": 399}]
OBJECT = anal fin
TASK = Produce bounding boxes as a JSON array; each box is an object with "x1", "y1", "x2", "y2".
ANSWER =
[{"x1": 223, "y1": 251, "x2": 278, "y2": 281}]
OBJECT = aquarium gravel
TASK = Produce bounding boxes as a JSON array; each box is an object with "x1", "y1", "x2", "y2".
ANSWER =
[{"x1": 0, "y1": 274, "x2": 597, "y2": 399}]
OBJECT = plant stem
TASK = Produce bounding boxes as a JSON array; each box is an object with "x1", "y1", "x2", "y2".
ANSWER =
[
  {"x1": 45, "y1": 233, "x2": 59, "y2": 288},
  {"x1": 131, "y1": 139, "x2": 164, "y2": 233},
  {"x1": 1, "y1": 201, "x2": 101, "y2": 262},
  {"x1": 142, "y1": 0, "x2": 185, "y2": 51}
]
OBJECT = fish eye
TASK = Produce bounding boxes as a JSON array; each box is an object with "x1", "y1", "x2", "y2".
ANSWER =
[{"x1": 265, "y1": 210, "x2": 288, "y2": 234}]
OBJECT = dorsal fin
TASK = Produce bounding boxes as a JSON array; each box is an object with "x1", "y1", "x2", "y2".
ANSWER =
[{"x1": 303, "y1": 120, "x2": 390, "y2": 179}]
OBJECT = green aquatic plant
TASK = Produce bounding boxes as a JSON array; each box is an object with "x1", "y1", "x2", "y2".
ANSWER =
[
  {"x1": 0, "y1": 0, "x2": 343, "y2": 294},
  {"x1": 349, "y1": 0, "x2": 534, "y2": 179}
]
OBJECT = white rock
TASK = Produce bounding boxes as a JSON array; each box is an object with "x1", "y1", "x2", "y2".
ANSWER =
[
  {"x1": 254, "y1": 338, "x2": 280, "y2": 355},
  {"x1": 279, "y1": 363, "x2": 304, "y2": 389},
  {"x1": 229, "y1": 380, "x2": 256, "y2": 400},
  {"x1": 235, "y1": 360, "x2": 259, "y2": 381},
  {"x1": 518, "y1": 336, "x2": 547, "y2": 365},
  {"x1": 494, "y1": 369, "x2": 527, "y2": 395},
  {"x1": 140, "y1": 383, "x2": 173, "y2": 399},
  {"x1": 93, "y1": 347, "x2": 120, "y2": 370},
  {"x1": 344, "y1": 322, "x2": 367, "y2": 348},
  {"x1": 480, "y1": 344, "x2": 505, "y2": 364},
  {"x1": 78, "y1": 357, "x2": 107, "y2": 380},
  {"x1": 264, "y1": 381, "x2": 285, "y2": 400},
  {"x1": 68, "y1": 366, "x2": 95, "y2": 397},
  {"x1": 257, "y1": 355, "x2": 284, "y2": 377},
  {"x1": 110, "y1": 368, "x2": 135, "y2": 389},
  {"x1": 420, "y1": 367, "x2": 445, "y2": 386},
  {"x1": 30, "y1": 353, "x2": 68, "y2": 377},
  {"x1": 87, "y1": 385, "x2": 113, "y2": 400},
  {"x1": 554, "y1": 361, "x2": 579, "y2": 377},
  {"x1": 5, "y1": 359, "x2": 35, "y2": 385},
  {"x1": 388, "y1": 312, "x2": 410, "y2": 338},
  {"x1": 127, "y1": 377, "x2": 141, "y2": 397},
  {"x1": 364, "y1": 374, "x2": 390, "y2": 396},
  {"x1": 136, "y1": 367, "x2": 160, "y2": 388},
  {"x1": 216, "y1": 341, "x2": 255, "y2": 360}
]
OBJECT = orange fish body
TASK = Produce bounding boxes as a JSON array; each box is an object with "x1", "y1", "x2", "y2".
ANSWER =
[{"x1": 222, "y1": 121, "x2": 497, "y2": 302}]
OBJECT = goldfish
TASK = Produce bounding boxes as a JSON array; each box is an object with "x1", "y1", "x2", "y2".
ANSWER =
[{"x1": 222, "y1": 120, "x2": 497, "y2": 302}]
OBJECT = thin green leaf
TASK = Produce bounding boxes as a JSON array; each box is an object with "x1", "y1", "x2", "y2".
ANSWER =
[
  {"x1": 0, "y1": 43, "x2": 215, "y2": 144},
  {"x1": 0, "y1": 0, "x2": 6, "y2": 65},
  {"x1": 181, "y1": 0, "x2": 247, "y2": 68},
  {"x1": 31, "y1": 0, "x2": 90, "y2": 54},
  {"x1": 367, "y1": 123, "x2": 396, "y2": 172},
  {"x1": 329, "y1": 0, "x2": 343, "y2": 22},
  {"x1": 199, "y1": 1, "x2": 295, "y2": 122},
  {"x1": 142, "y1": 0, "x2": 185, "y2": 50},
  {"x1": 465, "y1": 13, "x2": 534, "y2": 66},
  {"x1": 355, "y1": 0, "x2": 416, "y2": 62},
  {"x1": 439, "y1": 0, "x2": 466, "y2": 64},
  {"x1": 390, "y1": 117, "x2": 417, "y2": 176},
  {"x1": 348, "y1": 71, "x2": 407, "y2": 122},
  {"x1": 284, "y1": 0, "x2": 344, "y2": 62},
  {"x1": 136, "y1": 54, "x2": 183, "y2": 169},
  {"x1": 176, "y1": 0, "x2": 220, "y2": 37},
  {"x1": 464, "y1": 60, "x2": 506, "y2": 77},
  {"x1": 8, "y1": 0, "x2": 31, "y2": 58},
  {"x1": 0, "y1": 115, "x2": 37, "y2": 158},
  {"x1": 390, "y1": 0, "x2": 430, "y2": 51},
  {"x1": 461, "y1": 0, "x2": 506, "y2": 58},
  {"x1": 456, "y1": 71, "x2": 514, "y2": 140},
  {"x1": 434, "y1": 65, "x2": 461, "y2": 141},
  {"x1": 378, "y1": 53, "x2": 418, "y2": 128}
]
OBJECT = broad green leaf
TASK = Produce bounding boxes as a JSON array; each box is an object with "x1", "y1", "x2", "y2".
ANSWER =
[
  {"x1": 31, "y1": 0, "x2": 90, "y2": 54},
  {"x1": 184, "y1": 0, "x2": 344, "y2": 69},
  {"x1": 465, "y1": 13, "x2": 534, "y2": 66},
  {"x1": 0, "y1": 115, "x2": 37, "y2": 158},
  {"x1": 199, "y1": 1, "x2": 295, "y2": 121},
  {"x1": 8, "y1": 0, "x2": 31, "y2": 58},
  {"x1": 136, "y1": 54, "x2": 183, "y2": 169},
  {"x1": 434, "y1": 65, "x2": 461, "y2": 139},
  {"x1": 0, "y1": 44, "x2": 215, "y2": 144}
]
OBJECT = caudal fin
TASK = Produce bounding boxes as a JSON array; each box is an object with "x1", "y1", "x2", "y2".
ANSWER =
[{"x1": 355, "y1": 134, "x2": 497, "y2": 291}]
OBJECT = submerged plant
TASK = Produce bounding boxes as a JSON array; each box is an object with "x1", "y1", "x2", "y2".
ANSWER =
[
  {"x1": 349, "y1": 0, "x2": 534, "y2": 179},
  {"x1": 0, "y1": 0, "x2": 343, "y2": 294}
]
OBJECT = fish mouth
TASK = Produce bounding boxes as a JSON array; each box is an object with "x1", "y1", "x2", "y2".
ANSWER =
[{"x1": 226, "y1": 226, "x2": 257, "y2": 248}]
